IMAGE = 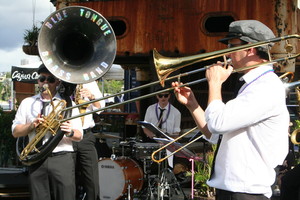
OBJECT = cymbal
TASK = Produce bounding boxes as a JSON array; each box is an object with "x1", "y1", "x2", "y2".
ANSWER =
[
  {"x1": 95, "y1": 121, "x2": 112, "y2": 126},
  {"x1": 94, "y1": 133, "x2": 121, "y2": 139}
]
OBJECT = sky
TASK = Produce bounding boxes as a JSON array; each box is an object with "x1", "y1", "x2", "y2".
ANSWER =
[{"x1": 0, "y1": 0, "x2": 55, "y2": 73}]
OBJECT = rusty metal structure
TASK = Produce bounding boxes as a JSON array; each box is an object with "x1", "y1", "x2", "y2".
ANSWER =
[{"x1": 55, "y1": 0, "x2": 299, "y2": 74}]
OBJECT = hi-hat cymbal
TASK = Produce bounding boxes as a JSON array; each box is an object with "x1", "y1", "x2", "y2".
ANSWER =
[
  {"x1": 94, "y1": 133, "x2": 121, "y2": 139},
  {"x1": 95, "y1": 121, "x2": 112, "y2": 126}
]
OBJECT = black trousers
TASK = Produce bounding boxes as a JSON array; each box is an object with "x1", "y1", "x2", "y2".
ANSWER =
[
  {"x1": 280, "y1": 164, "x2": 300, "y2": 200},
  {"x1": 216, "y1": 189, "x2": 269, "y2": 200},
  {"x1": 29, "y1": 152, "x2": 75, "y2": 200},
  {"x1": 73, "y1": 129, "x2": 100, "y2": 200}
]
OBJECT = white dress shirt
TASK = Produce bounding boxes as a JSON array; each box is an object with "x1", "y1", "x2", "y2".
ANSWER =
[
  {"x1": 81, "y1": 81, "x2": 105, "y2": 129},
  {"x1": 144, "y1": 103, "x2": 181, "y2": 136},
  {"x1": 12, "y1": 93, "x2": 83, "y2": 153},
  {"x1": 144, "y1": 102, "x2": 181, "y2": 167},
  {"x1": 205, "y1": 64, "x2": 289, "y2": 198}
]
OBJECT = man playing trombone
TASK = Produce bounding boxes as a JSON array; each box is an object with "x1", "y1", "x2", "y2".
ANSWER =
[{"x1": 173, "y1": 20, "x2": 289, "y2": 200}]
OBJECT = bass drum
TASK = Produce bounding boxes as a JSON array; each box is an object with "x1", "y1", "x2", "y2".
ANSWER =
[{"x1": 98, "y1": 157, "x2": 144, "y2": 200}]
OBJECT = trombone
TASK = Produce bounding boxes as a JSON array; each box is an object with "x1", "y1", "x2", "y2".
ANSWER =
[
  {"x1": 149, "y1": 35, "x2": 300, "y2": 164},
  {"x1": 61, "y1": 34, "x2": 300, "y2": 122},
  {"x1": 154, "y1": 34, "x2": 300, "y2": 86},
  {"x1": 151, "y1": 127, "x2": 200, "y2": 163}
]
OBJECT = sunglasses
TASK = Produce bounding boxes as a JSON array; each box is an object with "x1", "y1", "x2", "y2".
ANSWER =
[
  {"x1": 157, "y1": 94, "x2": 169, "y2": 98},
  {"x1": 38, "y1": 75, "x2": 56, "y2": 83}
]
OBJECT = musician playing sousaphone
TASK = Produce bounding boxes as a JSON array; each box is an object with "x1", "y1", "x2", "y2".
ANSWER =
[{"x1": 12, "y1": 64, "x2": 83, "y2": 200}]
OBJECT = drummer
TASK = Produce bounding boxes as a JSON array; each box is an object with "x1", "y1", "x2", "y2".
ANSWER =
[{"x1": 143, "y1": 85, "x2": 181, "y2": 168}]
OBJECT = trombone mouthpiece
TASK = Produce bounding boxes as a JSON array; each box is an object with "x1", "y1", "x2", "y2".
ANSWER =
[
  {"x1": 43, "y1": 84, "x2": 49, "y2": 89},
  {"x1": 223, "y1": 58, "x2": 232, "y2": 67},
  {"x1": 40, "y1": 84, "x2": 49, "y2": 92},
  {"x1": 226, "y1": 58, "x2": 232, "y2": 65}
]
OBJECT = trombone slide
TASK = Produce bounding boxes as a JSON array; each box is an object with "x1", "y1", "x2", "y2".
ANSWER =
[{"x1": 151, "y1": 127, "x2": 199, "y2": 163}]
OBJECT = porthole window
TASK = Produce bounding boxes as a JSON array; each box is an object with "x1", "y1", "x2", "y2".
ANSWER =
[
  {"x1": 108, "y1": 18, "x2": 127, "y2": 38},
  {"x1": 202, "y1": 14, "x2": 235, "y2": 35}
]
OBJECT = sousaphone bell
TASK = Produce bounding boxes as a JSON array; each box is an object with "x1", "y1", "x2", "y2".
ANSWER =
[{"x1": 38, "y1": 6, "x2": 117, "y2": 84}]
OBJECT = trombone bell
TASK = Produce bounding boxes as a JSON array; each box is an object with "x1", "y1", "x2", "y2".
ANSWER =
[{"x1": 153, "y1": 34, "x2": 300, "y2": 87}]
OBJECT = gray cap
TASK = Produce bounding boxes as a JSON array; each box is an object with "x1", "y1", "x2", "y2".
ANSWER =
[{"x1": 219, "y1": 20, "x2": 275, "y2": 50}]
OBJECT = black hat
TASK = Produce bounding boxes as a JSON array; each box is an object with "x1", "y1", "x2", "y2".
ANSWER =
[
  {"x1": 219, "y1": 20, "x2": 275, "y2": 50},
  {"x1": 37, "y1": 64, "x2": 50, "y2": 74},
  {"x1": 154, "y1": 85, "x2": 170, "y2": 93}
]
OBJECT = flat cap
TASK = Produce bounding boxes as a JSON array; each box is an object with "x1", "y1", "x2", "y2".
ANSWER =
[{"x1": 219, "y1": 20, "x2": 275, "y2": 50}]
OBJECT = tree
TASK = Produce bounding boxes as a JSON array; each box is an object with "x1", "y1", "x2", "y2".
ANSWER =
[
  {"x1": 0, "y1": 76, "x2": 12, "y2": 101},
  {"x1": 99, "y1": 80, "x2": 124, "y2": 94}
]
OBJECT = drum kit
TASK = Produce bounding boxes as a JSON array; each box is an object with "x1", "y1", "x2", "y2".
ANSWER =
[
  {"x1": 97, "y1": 142, "x2": 188, "y2": 200},
  {"x1": 94, "y1": 122, "x2": 189, "y2": 200}
]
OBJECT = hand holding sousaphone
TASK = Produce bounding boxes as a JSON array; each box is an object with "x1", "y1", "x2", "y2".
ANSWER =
[{"x1": 16, "y1": 6, "x2": 117, "y2": 166}]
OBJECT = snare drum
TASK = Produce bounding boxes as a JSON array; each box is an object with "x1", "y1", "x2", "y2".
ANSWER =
[
  {"x1": 133, "y1": 142, "x2": 162, "y2": 160},
  {"x1": 98, "y1": 157, "x2": 144, "y2": 200}
]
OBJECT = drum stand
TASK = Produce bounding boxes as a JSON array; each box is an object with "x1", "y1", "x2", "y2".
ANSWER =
[
  {"x1": 161, "y1": 168, "x2": 188, "y2": 200},
  {"x1": 139, "y1": 152, "x2": 187, "y2": 200},
  {"x1": 144, "y1": 167, "x2": 187, "y2": 200}
]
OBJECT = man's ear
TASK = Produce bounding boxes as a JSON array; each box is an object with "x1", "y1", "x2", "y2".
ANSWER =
[{"x1": 247, "y1": 47, "x2": 256, "y2": 56}]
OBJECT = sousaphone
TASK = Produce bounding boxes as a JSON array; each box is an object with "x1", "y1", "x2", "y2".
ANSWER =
[{"x1": 16, "y1": 6, "x2": 116, "y2": 165}]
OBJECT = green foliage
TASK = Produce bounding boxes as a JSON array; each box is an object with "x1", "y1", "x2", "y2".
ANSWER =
[
  {"x1": 0, "y1": 84, "x2": 4, "y2": 99},
  {"x1": 0, "y1": 77, "x2": 12, "y2": 100},
  {"x1": 294, "y1": 120, "x2": 300, "y2": 129},
  {"x1": 23, "y1": 24, "x2": 40, "y2": 46},
  {"x1": 186, "y1": 145, "x2": 216, "y2": 197},
  {"x1": 99, "y1": 80, "x2": 124, "y2": 94},
  {"x1": 0, "y1": 109, "x2": 17, "y2": 167}
]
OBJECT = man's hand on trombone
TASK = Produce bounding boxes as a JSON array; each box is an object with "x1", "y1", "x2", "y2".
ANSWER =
[
  {"x1": 206, "y1": 61, "x2": 233, "y2": 86},
  {"x1": 172, "y1": 81, "x2": 197, "y2": 110},
  {"x1": 206, "y1": 62, "x2": 233, "y2": 104},
  {"x1": 171, "y1": 61, "x2": 232, "y2": 139}
]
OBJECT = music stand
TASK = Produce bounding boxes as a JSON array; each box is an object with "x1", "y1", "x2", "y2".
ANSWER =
[
  {"x1": 138, "y1": 121, "x2": 201, "y2": 160},
  {"x1": 137, "y1": 121, "x2": 174, "y2": 141}
]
